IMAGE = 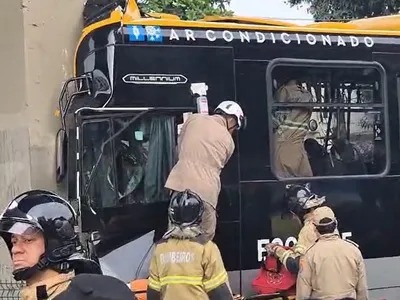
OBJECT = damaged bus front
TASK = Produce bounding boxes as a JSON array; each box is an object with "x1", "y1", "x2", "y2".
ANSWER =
[{"x1": 55, "y1": 18, "x2": 237, "y2": 282}]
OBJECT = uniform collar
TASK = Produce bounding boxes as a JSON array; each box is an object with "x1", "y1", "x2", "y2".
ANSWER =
[
  {"x1": 318, "y1": 233, "x2": 340, "y2": 241},
  {"x1": 21, "y1": 271, "x2": 74, "y2": 300},
  {"x1": 211, "y1": 114, "x2": 228, "y2": 128}
]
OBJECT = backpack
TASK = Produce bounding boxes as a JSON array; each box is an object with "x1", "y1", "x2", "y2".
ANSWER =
[{"x1": 251, "y1": 248, "x2": 297, "y2": 296}]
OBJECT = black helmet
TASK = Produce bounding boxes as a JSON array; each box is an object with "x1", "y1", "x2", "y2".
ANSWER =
[
  {"x1": 0, "y1": 189, "x2": 101, "y2": 281},
  {"x1": 286, "y1": 184, "x2": 326, "y2": 218},
  {"x1": 168, "y1": 190, "x2": 204, "y2": 227}
]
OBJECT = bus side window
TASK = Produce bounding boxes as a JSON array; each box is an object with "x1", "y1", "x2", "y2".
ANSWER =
[{"x1": 267, "y1": 59, "x2": 389, "y2": 180}]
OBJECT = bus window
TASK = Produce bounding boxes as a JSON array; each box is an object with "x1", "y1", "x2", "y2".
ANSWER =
[
  {"x1": 267, "y1": 59, "x2": 389, "y2": 180},
  {"x1": 81, "y1": 114, "x2": 176, "y2": 210}
]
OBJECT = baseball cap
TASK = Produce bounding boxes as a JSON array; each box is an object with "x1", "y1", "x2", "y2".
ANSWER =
[
  {"x1": 313, "y1": 206, "x2": 336, "y2": 226},
  {"x1": 54, "y1": 274, "x2": 137, "y2": 300}
]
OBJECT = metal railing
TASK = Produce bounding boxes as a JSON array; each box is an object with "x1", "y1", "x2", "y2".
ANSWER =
[{"x1": 0, "y1": 280, "x2": 24, "y2": 299}]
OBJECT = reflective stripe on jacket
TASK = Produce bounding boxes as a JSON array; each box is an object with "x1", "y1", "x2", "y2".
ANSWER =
[{"x1": 147, "y1": 237, "x2": 232, "y2": 300}]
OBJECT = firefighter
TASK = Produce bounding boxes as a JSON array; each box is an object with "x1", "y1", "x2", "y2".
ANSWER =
[
  {"x1": 147, "y1": 189, "x2": 234, "y2": 300},
  {"x1": 0, "y1": 190, "x2": 101, "y2": 300},
  {"x1": 273, "y1": 79, "x2": 314, "y2": 178},
  {"x1": 296, "y1": 206, "x2": 368, "y2": 300},
  {"x1": 265, "y1": 184, "x2": 328, "y2": 274},
  {"x1": 165, "y1": 100, "x2": 246, "y2": 241}
]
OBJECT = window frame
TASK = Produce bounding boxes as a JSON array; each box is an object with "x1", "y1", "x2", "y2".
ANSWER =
[
  {"x1": 266, "y1": 57, "x2": 390, "y2": 181},
  {"x1": 76, "y1": 107, "x2": 187, "y2": 210},
  {"x1": 79, "y1": 117, "x2": 116, "y2": 209},
  {"x1": 397, "y1": 75, "x2": 400, "y2": 151}
]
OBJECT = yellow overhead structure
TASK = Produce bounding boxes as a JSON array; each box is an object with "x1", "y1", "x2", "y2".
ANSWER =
[
  {"x1": 201, "y1": 14, "x2": 400, "y2": 32},
  {"x1": 113, "y1": 0, "x2": 400, "y2": 33},
  {"x1": 75, "y1": 0, "x2": 400, "y2": 75},
  {"x1": 200, "y1": 15, "x2": 297, "y2": 27},
  {"x1": 147, "y1": 12, "x2": 180, "y2": 19},
  {"x1": 349, "y1": 14, "x2": 400, "y2": 31},
  {"x1": 304, "y1": 22, "x2": 359, "y2": 30}
]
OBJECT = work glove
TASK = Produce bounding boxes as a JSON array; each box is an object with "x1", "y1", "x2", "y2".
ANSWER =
[{"x1": 264, "y1": 243, "x2": 281, "y2": 256}]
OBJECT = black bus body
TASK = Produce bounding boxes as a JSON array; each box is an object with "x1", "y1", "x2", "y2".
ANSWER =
[{"x1": 57, "y1": 11, "x2": 400, "y2": 299}]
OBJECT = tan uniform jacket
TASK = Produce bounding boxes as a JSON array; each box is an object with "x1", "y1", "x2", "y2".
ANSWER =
[
  {"x1": 274, "y1": 81, "x2": 313, "y2": 177},
  {"x1": 21, "y1": 271, "x2": 74, "y2": 300},
  {"x1": 165, "y1": 114, "x2": 235, "y2": 208},
  {"x1": 296, "y1": 233, "x2": 368, "y2": 300},
  {"x1": 274, "y1": 212, "x2": 317, "y2": 268},
  {"x1": 147, "y1": 236, "x2": 232, "y2": 300}
]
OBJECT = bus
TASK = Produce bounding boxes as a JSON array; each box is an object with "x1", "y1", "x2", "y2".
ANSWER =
[{"x1": 55, "y1": 1, "x2": 400, "y2": 298}]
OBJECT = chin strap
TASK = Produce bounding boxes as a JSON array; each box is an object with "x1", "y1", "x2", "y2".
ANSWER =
[
  {"x1": 13, "y1": 255, "x2": 49, "y2": 281},
  {"x1": 13, "y1": 257, "x2": 72, "y2": 282},
  {"x1": 12, "y1": 242, "x2": 79, "y2": 281}
]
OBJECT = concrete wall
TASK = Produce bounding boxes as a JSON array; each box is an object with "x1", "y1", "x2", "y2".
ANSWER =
[{"x1": 0, "y1": 0, "x2": 84, "y2": 280}]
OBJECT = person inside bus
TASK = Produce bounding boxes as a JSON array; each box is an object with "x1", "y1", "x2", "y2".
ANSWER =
[
  {"x1": 273, "y1": 78, "x2": 314, "y2": 178},
  {"x1": 147, "y1": 189, "x2": 236, "y2": 300},
  {"x1": 0, "y1": 190, "x2": 103, "y2": 300},
  {"x1": 164, "y1": 100, "x2": 246, "y2": 242},
  {"x1": 296, "y1": 207, "x2": 368, "y2": 300},
  {"x1": 265, "y1": 184, "x2": 330, "y2": 275}
]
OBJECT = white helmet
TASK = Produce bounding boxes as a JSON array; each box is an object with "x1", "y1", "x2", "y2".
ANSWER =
[{"x1": 214, "y1": 100, "x2": 246, "y2": 130}]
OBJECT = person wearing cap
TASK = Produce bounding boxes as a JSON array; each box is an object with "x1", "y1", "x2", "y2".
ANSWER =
[
  {"x1": 273, "y1": 79, "x2": 314, "y2": 178},
  {"x1": 147, "y1": 190, "x2": 235, "y2": 300},
  {"x1": 165, "y1": 100, "x2": 246, "y2": 241},
  {"x1": 265, "y1": 185, "x2": 331, "y2": 275},
  {"x1": 0, "y1": 190, "x2": 101, "y2": 300},
  {"x1": 296, "y1": 207, "x2": 368, "y2": 300}
]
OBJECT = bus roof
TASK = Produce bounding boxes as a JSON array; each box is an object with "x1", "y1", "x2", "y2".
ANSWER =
[
  {"x1": 74, "y1": 0, "x2": 400, "y2": 75},
  {"x1": 81, "y1": 1, "x2": 400, "y2": 39}
]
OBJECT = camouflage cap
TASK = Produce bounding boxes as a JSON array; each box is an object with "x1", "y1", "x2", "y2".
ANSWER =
[{"x1": 313, "y1": 206, "x2": 336, "y2": 226}]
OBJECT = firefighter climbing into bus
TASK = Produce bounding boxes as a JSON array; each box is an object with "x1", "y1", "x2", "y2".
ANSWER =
[{"x1": 164, "y1": 100, "x2": 246, "y2": 242}]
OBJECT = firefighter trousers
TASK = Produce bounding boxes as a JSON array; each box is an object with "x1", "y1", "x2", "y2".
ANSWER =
[{"x1": 274, "y1": 141, "x2": 313, "y2": 177}]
